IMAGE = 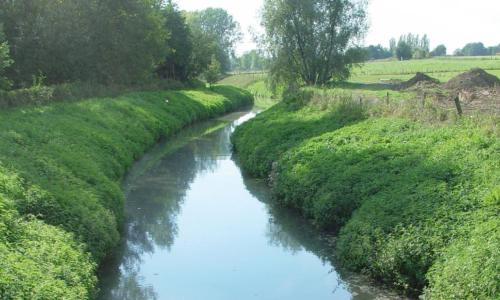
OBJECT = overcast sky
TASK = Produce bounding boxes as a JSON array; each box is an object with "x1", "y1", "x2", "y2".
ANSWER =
[{"x1": 177, "y1": 0, "x2": 500, "y2": 55}]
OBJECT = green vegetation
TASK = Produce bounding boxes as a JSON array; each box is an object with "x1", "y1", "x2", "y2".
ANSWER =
[
  {"x1": 261, "y1": 0, "x2": 367, "y2": 85},
  {"x1": 231, "y1": 50, "x2": 270, "y2": 73},
  {"x1": 205, "y1": 55, "x2": 223, "y2": 87},
  {"x1": 232, "y1": 89, "x2": 499, "y2": 298},
  {"x1": 351, "y1": 56, "x2": 500, "y2": 83},
  {"x1": 218, "y1": 73, "x2": 279, "y2": 109},
  {"x1": 0, "y1": 86, "x2": 252, "y2": 298}
]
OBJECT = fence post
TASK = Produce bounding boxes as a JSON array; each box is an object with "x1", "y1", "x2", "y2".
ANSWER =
[
  {"x1": 422, "y1": 92, "x2": 426, "y2": 109},
  {"x1": 454, "y1": 95, "x2": 463, "y2": 116},
  {"x1": 386, "y1": 92, "x2": 390, "y2": 105}
]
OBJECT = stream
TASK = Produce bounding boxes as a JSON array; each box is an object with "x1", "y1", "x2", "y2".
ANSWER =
[{"x1": 98, "y1": 110, "x2": 401, "y2": 300}]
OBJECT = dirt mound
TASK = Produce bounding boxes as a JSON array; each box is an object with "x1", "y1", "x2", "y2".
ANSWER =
[
  {"x1": 445, "y1": 68, "x2": 500, "y2": 90},
  {"x1": 400, "y1": 72, "x2": 439, "y2": 89}
]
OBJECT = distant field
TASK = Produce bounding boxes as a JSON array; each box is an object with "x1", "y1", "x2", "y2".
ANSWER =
[
  {"x1": 218, "y1": 72, "x2": 267, "y2": 88},
  {"x1": 218, "y1": 73, "x2": 278, "y2": 109},
  {"x1": 351, "y1": 56, "x2": 500, "y2": 83}
]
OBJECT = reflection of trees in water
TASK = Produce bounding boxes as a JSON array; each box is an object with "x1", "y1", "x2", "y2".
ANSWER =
[
  {"x1": 239, "y1": 166, "x2": 405, "y2": 300},
  {"x1": 106, "y1": 270, "x2": 158, "y2": 300},
  {"x1": 240, "y1": 175, "x2": 335, "y2": 263},
  {"x1": 99, "y1": 123, "x2": 235, "y2": 300}
]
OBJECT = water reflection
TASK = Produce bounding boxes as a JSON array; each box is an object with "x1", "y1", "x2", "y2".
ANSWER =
[{"x1": 98, "y1": 111, "x2": 402, "y2": 300}]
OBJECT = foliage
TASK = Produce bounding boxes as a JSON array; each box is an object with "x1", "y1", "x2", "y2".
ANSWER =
[
  {"x1": 392, "y1": 33, "x2": 430, "y2": 60},
  {"x1": 0, "y1": 0, "x2": 167, "y2": 87},
  {"x1": 396, "y1": 41, "x2": 413, "y2": 61},
  {"x1": 0, "y1": 25, "x2": 12, "y2": 90},
  {"x1": 205, "y1": 55, "x2": 222, "y2": 87},
  {"x1": 430, "y1": 45, "x2": 447, "y2": 57},
  {"x1": 232, "y1": 90, "x2": 499, "y2": 298},
  {"x1": 460, "y1": 42, "x2": 490, "y2": 56},
  {"x1": 0, "y1": 170, "x2": 96, "y2": 299},
  {"x1": 0, "y1": 86, "x2": 253, "y2": 297},
  {"x1": 424, "y1": 217, "x2": 499, "y2": 299},
  {"x1": 261, "y1": 0, "x2": 367, "y2": 85},
  {"x1": 157, "y1": 0, "x2": 193, "y2": 81},
  {"x1": 232, "y1": 50, "x2": 271, "y2": 72},
  {"x1": 364, "y1": 45, "x2": 392, "y2": 60},
  {"x1": 187, "y1": 8, "x2": 242, "y2": 73}
]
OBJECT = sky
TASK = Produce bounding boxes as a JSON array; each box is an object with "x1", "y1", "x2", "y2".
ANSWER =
[{"x1": 177, "y1": 0, "x2": 500, "y2": 55}]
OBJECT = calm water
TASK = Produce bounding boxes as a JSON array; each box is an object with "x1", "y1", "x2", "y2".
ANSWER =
[{"x1": 98, "y1": 111, "x2": 401, "y2": 300}]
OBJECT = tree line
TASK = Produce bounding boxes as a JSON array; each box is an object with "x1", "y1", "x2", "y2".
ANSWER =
[
  {"x1": 365, "y1": 34, "x2": 500, "y2": 61},
  {"x1": 0, "y1": 0, "x2": 241, "y2": 91}
]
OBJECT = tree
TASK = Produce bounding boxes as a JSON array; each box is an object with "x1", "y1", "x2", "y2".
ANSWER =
[
  {"x1": 188, "y1": 8, "x2": 242, "y2": 72},
  {"x1": 232, "y1": 50, "x2": 270, "y2": 72},
  {"x1": 391, "y1": 33, "x2": 430, "y2": 60},
  {"x1": 365, "y1": 45, "x2": 392, "y2": 60},
  {"x1": 157, "y1": 1, "x2": 193, "y2": 81},
  {"x1": 461, "y1": 42, "x2": 489, "y2": 56},
  {"x1": 204, "y1": 55, "x2": 221, "y2": 88},
  {"x1": 0, "y1": 0, "x2": 167, "y2": 86},
  {"x1": 396, "y1": 41, "x2": 413, "y2": 60},
  {"x1": 488, "y1": 44, "x2": 500, "y2": 55},
  {"x1": 431, "y1": 45, "x2": 447, "y2": 57},
  {"x1": 0, "y1": 25, "x2": 13, "y2": 90},
  {"x1": 261, "y1": 0, "x2": 367, "y2": 86}
]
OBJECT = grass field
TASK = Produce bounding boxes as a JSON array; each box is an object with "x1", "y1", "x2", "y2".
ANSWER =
[
  {"x1": 218, "y1": 73, "x2": 278, "y2": 109},
  {"x1": 351, "y1": 56, "x2": 500, "y2": 83}
]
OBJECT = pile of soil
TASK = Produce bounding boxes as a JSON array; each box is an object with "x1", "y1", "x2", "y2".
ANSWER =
[
  {"x1": 445, "y1": 68, "x2": 500, "y2": 90},
  {"x1": 400, "y1": 72, "x2": 440, "y2": 89}
]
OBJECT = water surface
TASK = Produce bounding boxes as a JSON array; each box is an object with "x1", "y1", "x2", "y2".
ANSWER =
[{"x1": 99, "y1": 111, "x2": 401, "y2": 300}]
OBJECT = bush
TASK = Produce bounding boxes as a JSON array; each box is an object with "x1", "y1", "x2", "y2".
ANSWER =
[{"x1": 0, "y1": 169, "x2": 96, "y2": 299}]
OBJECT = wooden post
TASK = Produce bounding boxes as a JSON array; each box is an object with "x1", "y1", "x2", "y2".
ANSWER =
[
  {"x1": 386, "y1": 92, "x2": 390, "y2": 105},
  {"x1": 359, "y1": 96, "x2": 363, "y2": 105},
  {"x1": 421, "y1": 92, "x2": 426, "y2": 109},
  {"x1": 454, "y1": 95, "x2": 463, "y2": 116}
]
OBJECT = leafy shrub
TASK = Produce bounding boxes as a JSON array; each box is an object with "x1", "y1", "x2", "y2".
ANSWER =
[{"x1": 0, "y1": 169, "x2": 96, "y2": 299}]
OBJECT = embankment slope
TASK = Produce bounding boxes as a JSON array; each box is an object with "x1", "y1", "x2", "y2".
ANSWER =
[
  {"x1": 0, "y1": 86, "x2": 253, "y2": 299},
  {"x1": 232, "y1": 92, "x2": 499, "y2": 298}
]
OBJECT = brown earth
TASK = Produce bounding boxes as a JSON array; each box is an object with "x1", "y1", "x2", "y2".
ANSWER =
[
  {"x1": 400, "y1": 72, "x2": 440, "y2": 89},
  {"x1": 444, "y1": 68, "x2": 500, "y2": 90}
]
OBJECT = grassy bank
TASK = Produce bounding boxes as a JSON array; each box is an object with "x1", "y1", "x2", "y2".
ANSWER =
[
  {"x1": 231, "y1": 91, "x2": 499, "y2": 298},
  {"x1": 0, "y1": 85, "x2": 253, "y2": 299}
]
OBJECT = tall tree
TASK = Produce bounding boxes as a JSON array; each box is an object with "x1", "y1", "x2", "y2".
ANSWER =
[
  {"x1": 157, "y1": 0, "x2": 193, "y2": 81},
  {"x1": 188, "y1": 8, "x2": 242, "y2": 72},
  {"x1": 0, "y1": 0, "x2": 167, "y2": 86},
  {"x1": 431, "y1": 45, "x2": 447, "y2": 57},
  {"x1": 261, "y1": 0, "x2": 367, "y2": 86},
  {"x1": 461, "y1": 42, "x2": 489, "y2": 56},
  {"x1": 204, "y1": 55, "x2": 222, "y2": 88},
  {"x1": 0, "y1": 25, "x2": 13, "y2": 90}
]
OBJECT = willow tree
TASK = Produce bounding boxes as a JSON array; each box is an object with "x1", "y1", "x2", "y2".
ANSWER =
[{"x1": 262, "y1": 0, "x2": 367, "y2": 86}]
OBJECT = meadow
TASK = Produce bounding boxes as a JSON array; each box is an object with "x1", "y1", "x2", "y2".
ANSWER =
[
  {"x1": 230, "y1": 57, "x2": 500, "y2": 298},
  {"x1": 351, "y1": 56, "x2": 500, "y2": 82},
  {"x1": 0, "y1": 86, "x2": 253, "y2": 299}
]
